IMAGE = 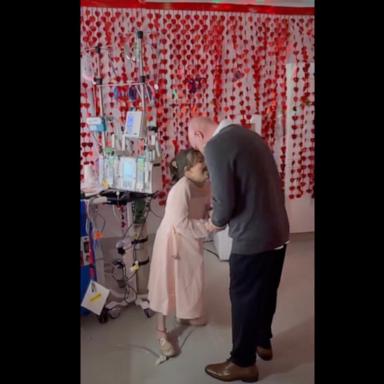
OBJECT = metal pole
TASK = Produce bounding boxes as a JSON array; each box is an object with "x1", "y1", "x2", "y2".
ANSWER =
[
  {"x1": 136, "y1": 30, "x2": 147, "y2": 139},
  {"x1": 95, "y1": 45, "x2": 106, "y2": 150}
]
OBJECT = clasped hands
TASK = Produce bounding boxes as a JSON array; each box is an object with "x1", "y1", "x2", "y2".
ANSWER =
[{"x1": 205, "y1": 210, "x2": 226, "y2": 233}]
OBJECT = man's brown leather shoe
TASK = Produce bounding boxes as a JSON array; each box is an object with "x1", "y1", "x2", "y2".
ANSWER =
[
  {"x1": 256, "y1": 346, "x2": 273, "y2": 361},
  {"x1": 205, "y1": 360, "x2": 259, "y2": 382}
]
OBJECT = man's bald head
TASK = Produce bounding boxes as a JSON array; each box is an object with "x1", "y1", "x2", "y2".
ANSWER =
[{"x1": 188, "y1": 116, "x2": 218, "y2": 152}]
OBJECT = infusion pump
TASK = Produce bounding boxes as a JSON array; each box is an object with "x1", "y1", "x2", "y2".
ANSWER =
[{"x1": 98, "y1": 155, "x2": 162, "y2": 194}]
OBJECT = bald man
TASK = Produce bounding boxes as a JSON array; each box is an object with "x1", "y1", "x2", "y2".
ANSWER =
[{"x1": 188, "y1": 117, "x2": 289, "y2": 382}]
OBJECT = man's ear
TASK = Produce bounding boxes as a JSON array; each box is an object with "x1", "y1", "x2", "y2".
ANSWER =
[{"x1": 195, "y1": 130, "x2": 204, "y2": 141}]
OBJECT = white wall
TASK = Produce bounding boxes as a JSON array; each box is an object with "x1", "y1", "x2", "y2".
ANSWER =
[{"x1": 285, "y1": 195, "x2": 314, "y2": 233}]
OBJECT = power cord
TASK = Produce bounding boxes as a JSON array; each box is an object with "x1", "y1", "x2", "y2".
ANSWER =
[{"x1": 204, "y1": 248, "x2": 219, "y2": 258}]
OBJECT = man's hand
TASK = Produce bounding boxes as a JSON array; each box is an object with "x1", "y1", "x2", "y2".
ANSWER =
[{"x1": 206, "y1": 218, "x2": 225, "y2": 233}]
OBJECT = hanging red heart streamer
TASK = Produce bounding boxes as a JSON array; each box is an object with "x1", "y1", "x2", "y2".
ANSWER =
[{"x1": 81, "y1": 7, "x2": 314, "y2": 200}]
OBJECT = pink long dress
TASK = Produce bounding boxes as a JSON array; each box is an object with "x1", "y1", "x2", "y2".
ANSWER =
[{"x1": 148, "y1": 176, "x2": 210, "y2": 319}]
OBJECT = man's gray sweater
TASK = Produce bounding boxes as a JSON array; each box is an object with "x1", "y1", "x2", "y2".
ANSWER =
[{"x1": 204, "y1": 124, "x2": 289, "y2": 255}]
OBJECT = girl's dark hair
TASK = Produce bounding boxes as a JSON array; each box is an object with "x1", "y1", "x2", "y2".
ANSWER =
[{"x1": 169, "y1": 148, "x2": 204, "y2": 184}]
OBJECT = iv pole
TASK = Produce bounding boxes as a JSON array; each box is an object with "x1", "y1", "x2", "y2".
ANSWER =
[
  {"x1": 94, "y1": 45, "x2": 106, "y2": 150},
  {"x1": 136, "y1": 30, "x2": 147, "y2": 140}
]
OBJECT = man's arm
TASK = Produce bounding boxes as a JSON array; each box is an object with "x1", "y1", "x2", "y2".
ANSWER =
[{"x1": 204, "y1": 141, "x2": 235, "y2": 227}]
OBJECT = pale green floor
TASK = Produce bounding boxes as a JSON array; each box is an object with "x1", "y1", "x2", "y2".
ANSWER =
[{"x1": 81, "y1": 232, "x2": 314, "y2": 384}]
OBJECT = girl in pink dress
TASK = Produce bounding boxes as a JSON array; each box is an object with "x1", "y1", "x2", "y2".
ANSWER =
[{"x1": 147, "y1": 149, "x2": 211, "y2": 357}]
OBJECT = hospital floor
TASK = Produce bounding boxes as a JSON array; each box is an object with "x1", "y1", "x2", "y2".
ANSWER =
[{"x1": 81, "y1": 232, "x2": 314, "y2": 384}]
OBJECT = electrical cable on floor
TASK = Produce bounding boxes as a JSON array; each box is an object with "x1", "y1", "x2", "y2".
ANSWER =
[
  {"x1": 204, "y1": 248, "x2": 219, "y2": 257},
  {"x1": 83, "y1": 314, "x2": 199, "y2": 366},
  {"x1": 178, "y1": 327, "x2": 199, "y2": 350},
  {"x1": 103, "y1": 326, "x2": 198, "y2": 366},
  {"x1": 114, "y1": 342, "x2": 167, "y2": 365},
  {"x1": 86, "y1": 338, "x2": 167, "y2": 365}
]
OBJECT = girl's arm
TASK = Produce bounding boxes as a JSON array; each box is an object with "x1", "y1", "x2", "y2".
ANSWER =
[{"x1": 170, "y1": 184, "x2": 209, "y2": 239}]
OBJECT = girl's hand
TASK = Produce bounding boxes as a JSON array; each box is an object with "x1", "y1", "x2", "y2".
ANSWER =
[{"x1": 205, "y1": 218, "x2": 225, "y2": 233}]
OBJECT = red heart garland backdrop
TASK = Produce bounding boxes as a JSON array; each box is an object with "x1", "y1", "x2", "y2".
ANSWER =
[{"x1": 81, "y1": 7, "x2": 315, "y2": 204}]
